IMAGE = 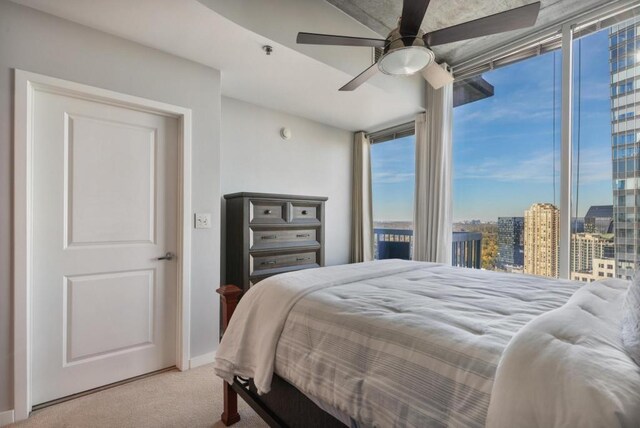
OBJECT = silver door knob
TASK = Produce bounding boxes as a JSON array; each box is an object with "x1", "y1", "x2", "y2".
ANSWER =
[{"x1": 157, "y1": 252, "x2": 175, "y2": 261}]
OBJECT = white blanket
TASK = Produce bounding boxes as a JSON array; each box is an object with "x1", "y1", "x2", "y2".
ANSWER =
[
  {"x1": 272, "y1": 261, "x2": 579, "y2": 427},
  {"x1": 214, "y1": 260, "x2": 423, "y2": 393},
  {"x1": 486, "y1": 279, "x2": 640, "y2": 428},
  {"x1": 215, "y1": 260, "x2": 587, "y2": 427}
]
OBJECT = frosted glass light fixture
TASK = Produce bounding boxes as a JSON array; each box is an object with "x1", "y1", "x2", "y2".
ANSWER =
[{"x1": 378, "y1": 46, "x2": 435, "y2": 76}]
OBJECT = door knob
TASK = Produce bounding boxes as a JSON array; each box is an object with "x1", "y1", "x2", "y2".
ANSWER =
[{"x1": 157, "y1": 252, "x2": 175, "y2": 261}]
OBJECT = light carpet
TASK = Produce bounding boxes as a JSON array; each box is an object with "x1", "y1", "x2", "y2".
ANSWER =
[{"x1": 11, "y1": 364, "x2": 267, "y2": 428}]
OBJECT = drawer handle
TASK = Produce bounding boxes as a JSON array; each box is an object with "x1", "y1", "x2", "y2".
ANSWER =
[
  {"x1": 264, "y1": 209, "x2": 273, "y2": 215},
  {"x1": 301, "y1": 210, "x2": 308, "y2": 215},
  {"x1": 296, "y1": 257, "x2": 310, "y2": 261},
  {"x1": 261, "y1": 260, "x2": 277, "y2": 266},
  {"x1": 296, "y1": 233, "x2": 310, "y2": 238},
  {"x1": 261, "y1": 235, "x2": 278, "y2": 240}
]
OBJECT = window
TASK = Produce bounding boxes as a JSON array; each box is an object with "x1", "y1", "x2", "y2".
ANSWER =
[
  {"x1": 451, "y1": 7, "x2": 639, "y2": 280},
  {"x1": 368, "y1": 6, "x2": 638, "y2": 277},
  {"x1": 370, "y1": 133, "x2": 415, "y2": 260},
  {"x1": 571, "y1": 15, "x2": 640, "y2": 282},
  {"x1": 453, "y1": 51, "x2": 561, "y2": 276},
  {"x1": 611, "y1": 78, "x2": 635, "y2": 96}
]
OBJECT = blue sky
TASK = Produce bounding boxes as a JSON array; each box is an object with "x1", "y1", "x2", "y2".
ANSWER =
[
  {"x1": 372, "y1": 30, "x2": 612, "y2": 222},
  {"x1": 371, "y1": 135, "x2": 415, "y2": 221}
]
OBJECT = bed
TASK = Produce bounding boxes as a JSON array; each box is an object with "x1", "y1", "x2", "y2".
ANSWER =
[{"x1": 214, "y1": 260, "x2": 640, "y2": 427}]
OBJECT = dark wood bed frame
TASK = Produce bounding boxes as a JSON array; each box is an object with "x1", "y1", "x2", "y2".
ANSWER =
[{"x1": 217, "y1": 285, "x2": 346, "y2": 428}]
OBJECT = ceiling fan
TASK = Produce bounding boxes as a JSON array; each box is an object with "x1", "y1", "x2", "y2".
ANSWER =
[{"x1": 297, "y1": 0, "x2": 541, "y2": 91}]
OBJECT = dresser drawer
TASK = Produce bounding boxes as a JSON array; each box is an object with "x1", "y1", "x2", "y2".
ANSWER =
[
  {"x1": 291, "y1": 202, "x2": 321, "y2": 224},
  {"x1": 249, "y1": 200, "x2": 287, "y2": 224},
  {"x1": 225, "y1": 192, "x2": 327, "y2": 292},
  {"x1": 250, "y1": 228, "x2": 319, "y2": 250},
  {"x1": 250, "y1": 251, "x2": 318, "y2": 276}
]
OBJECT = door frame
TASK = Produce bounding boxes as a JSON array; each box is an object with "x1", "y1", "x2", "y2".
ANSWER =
[{"x1": 13, "y1": 69, "x2": 193, "y2": 420}]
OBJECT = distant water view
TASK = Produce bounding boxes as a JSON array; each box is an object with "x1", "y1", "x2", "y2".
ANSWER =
[{"x1": 373, "y1": 221, "x2": 412, "y2": 230}]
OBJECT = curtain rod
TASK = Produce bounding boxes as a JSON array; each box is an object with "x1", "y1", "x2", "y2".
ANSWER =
[{"x1": 365, "y1": 120, "x2": 415, "y2": 140}]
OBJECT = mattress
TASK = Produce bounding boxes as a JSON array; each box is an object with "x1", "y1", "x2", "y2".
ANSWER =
[{"x1": 215, "y1": 260, "x2": 583, "y2": 427}]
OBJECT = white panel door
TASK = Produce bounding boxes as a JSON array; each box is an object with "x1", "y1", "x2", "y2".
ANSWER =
[{"x1": 31, "y1": 89, "x2": 178, "y2": 405}]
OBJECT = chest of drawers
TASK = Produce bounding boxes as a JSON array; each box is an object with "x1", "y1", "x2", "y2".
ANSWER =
[{"x1": 224, "y1": 192, "x2": 327, "y2": 291}]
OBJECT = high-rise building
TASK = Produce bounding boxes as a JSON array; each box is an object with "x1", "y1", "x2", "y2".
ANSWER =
[
  {"x1": 497, "y1": 217, "x2": 524, "y2": 269},
  {"x1": 610, "y1": 18, "x2": 640, "y2": 280},
  {"x1": 570, "y1": 233, "x2": 615, "y2": 274},
  {"x1": 584, "y1": 205, "x2": 613, "y2": 234},
  {"x1": 571, "y1": 217, "x2": 585, "y2": 233},
  {"x1": 572, "y1": 257, "x2": 616, "y2": 282},
  {"x1": 524, "y1": 203, "x2": 559, "y2": 278}
]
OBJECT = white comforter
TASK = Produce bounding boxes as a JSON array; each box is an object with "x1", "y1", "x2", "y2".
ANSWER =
[
  {"x1": 214, "y1": 260, "x2": 422, "y2": 393},
  {"x1": 214, "y1": 260, "x2": 640, "y2": 427},
  {"x1": 486, "y1": 279, "x2": 640, "y2": 428}
]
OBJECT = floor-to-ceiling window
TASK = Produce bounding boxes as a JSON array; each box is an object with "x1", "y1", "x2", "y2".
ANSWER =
[
  {"x1": 451, "y1": 5, "x2": 640, "y2": 280},
  {"x1": 370, "y1": 127, "x2": 484, "y2": 268},
  {"x1": 453, "y1": 52, "x2": 562, "y2": 276},
  {"x1": 368, "y1": 4, "x2": 639, "y2": 277},
  {"x1": 571, "y1": 15, "x2": 640, "y2": 281},
  {"x1": 370, "y1": 133, "x2": 415, "y2": 260}
]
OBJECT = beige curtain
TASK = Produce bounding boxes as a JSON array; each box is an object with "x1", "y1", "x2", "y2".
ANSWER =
[
  {"x1": 413, "y1": 83, "x2": 453, "y2": 263},
  {"x1": 351, "y1": 131, "x2": 373, "y2": 263}
]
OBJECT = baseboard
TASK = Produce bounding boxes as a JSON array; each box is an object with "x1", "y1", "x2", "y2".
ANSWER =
[
  {"x1": 0, "y1": 409, "x2": 15, "y2": 427},
  {"x1": 189, "y1": 351, "x2": 216, "y2": 369}
]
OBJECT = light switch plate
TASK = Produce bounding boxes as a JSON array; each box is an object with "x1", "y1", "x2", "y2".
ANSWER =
[{"x1": 194, "y1": 213, "x2": 211, "y2": 229}]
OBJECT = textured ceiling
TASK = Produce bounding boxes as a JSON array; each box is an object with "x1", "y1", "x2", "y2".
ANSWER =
[{"x1": 326, "y1": 0, "x2": 609, "y2": 65}]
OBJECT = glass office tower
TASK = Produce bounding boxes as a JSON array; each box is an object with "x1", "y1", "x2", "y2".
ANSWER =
[
  {"x1": 584, "y1": 205, "x2": 613, "y2": 234},
  {"x1": 497, "y1": 217, "x2": 524, "y2": 269},
  {"x1": 611, "y1": 18, "x2": 640, "y2": 280}
]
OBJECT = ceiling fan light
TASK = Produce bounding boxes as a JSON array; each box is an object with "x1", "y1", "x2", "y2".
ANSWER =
[{"x1": 378, "y1": 46, "x2": 435, "y2": 76}]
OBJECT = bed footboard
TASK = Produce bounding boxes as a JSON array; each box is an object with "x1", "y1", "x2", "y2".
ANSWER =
[
  {"x1": 217, "y1": 284, "x2": 243, "y2": 426},
  {"x1": 216, "y1": 284, "x2": 346, "y2": 427}
]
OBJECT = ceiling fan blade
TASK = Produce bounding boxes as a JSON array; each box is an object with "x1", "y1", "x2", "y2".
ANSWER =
[
  {"x1": 399, "y1": 0, "x2": 432, "y2": 37},
  {"x1": 425, "y1": 2, "x2": 541, "y2": 46},
  {"x1": 339, "y1": 63, "x2": 379, "y2": 91},
  {"x1": 297, "y1": 32, "x2": 386, "y2": 48}
]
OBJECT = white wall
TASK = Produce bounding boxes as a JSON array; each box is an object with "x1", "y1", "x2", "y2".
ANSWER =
[
  {"x1": 221, "y1": 96, "x2": 352, "y2": 275},
  {"x1": 0, "y1": 1, "x2": 222, "y2": 414}
]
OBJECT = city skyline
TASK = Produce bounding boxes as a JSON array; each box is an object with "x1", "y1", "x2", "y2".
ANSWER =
[
  {"x1": 371, "y1": 18, "x2": 639, "y2": 282},
  {"x1": 371, "y1": 30, "x2": 613, "y2": 223}
]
